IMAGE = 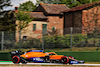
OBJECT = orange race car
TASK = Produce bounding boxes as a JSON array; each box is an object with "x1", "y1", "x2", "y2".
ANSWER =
[{"x1": 10, "y1": 50, "x2": 84, "y2": 64}]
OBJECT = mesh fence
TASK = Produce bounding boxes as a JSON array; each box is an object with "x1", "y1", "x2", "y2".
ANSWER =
[
  {"x1": 0, "y1": 31, "x2": 15, "y2": 50},
  {"x1": 0, "y1": 27, "x2": 100, "y2": 50},
  {"x1": 44, "y1": 27, "x2": 100, "y2": 49}
]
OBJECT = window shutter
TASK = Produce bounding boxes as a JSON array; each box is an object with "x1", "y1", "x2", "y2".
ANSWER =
[
  {"x1": 42, "y1": 24, "x2": 47, "y2": 33},
  {"x1": 52, "y1": 27, "x2": 55, "y2": 32},
  {"x1": 33, "y1": 24, "x2": 36, "y2": 31}
]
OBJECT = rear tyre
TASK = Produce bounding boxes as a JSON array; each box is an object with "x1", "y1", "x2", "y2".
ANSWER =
[
  {"x1": 12, "y1": 55, "x2": 20, "y2": 64},
  {"x1": 44, "y1": 56, "x2": 49, "y2": 63}
]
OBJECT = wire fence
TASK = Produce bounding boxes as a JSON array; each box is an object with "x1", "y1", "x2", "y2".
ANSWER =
[{"x1": 0, "y1": 27, "x2": 100, "y2": 51}]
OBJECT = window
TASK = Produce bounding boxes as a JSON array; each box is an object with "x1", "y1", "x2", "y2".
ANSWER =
[
  {"x1": 22, "y1": 36, "x2": 27, "y2": 41},
  {"x1": 52, "y1": 27, "x2": 55, "y2": 32},
  {"x1": 33, "y1": 24, "x2": 36, "y2": 31},
  {"x1": 42, "y1": 24, "x2": 47, "y2": 33}
]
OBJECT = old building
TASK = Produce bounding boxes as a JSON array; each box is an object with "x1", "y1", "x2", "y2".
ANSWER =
[
  {"x1": 35, "y1": 3, "x2": 69, "y2": 35},
  {"x1": 16, "y1": 12, "x2": 48, "y2": 41},
  {"x1": 16, "y1": 3, "x2": 69, "y2": 41},
  {"x1": 63, "y1": 1, "x2": 100, "y2": 34}
]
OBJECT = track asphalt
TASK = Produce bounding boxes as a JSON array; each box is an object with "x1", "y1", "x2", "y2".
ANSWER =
[{"x1": 0, "y1": 61, "x2": 100, "y2": 66}]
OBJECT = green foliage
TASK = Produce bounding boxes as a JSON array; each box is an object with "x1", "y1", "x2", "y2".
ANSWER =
[
  {"x1": 36, "y1": 0, "x2": 100, "y2": 8},
  {"x1": 14, "y1": 38, "x2": 42, "y2": 49},
  {"x1": 0, "y1": 0, "x2": 12, "y2": 15},
  {"x1": 77, "y1": 0, "x2": 100, "y2": 4},
  {"x1": 44, "y1": 35, "x2": 70, "y2": 48},
  {"x1": 16, "y1": 11, "x2": 33, "y2": 30},
  {"x1": 60, "y1": 0, "x2": 80, "y2": 8},
  {"x1": 44, "y1": 34, "x2": 87, "y2": 48},
  {"x1": 73, "y1": 34, "x2": 87, "y2": 44},
  {"x1": 0, "y1": 0, "x2": 15, "y2": 31},
  {"x1": 36, "y1": 0, "x2": 62, "y2": 5},
  {"x1": 18, "y1": 1, "x2": 37, "y2": 11},
  {"x1": 60, "y1": 0, "x2": 100, "y2": 8},
  {"x1": 0, "y1": 12, "x2": 15, "y2": 31}
]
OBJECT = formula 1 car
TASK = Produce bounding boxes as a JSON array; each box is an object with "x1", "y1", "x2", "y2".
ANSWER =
[{"x1": 10, "y1": 50, "x2": 84, "y2": 64}]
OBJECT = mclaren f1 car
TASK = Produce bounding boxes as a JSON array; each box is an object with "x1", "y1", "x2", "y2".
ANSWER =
[{"x1": 10, "y1": 50, "x2": 84, "y2": 64}]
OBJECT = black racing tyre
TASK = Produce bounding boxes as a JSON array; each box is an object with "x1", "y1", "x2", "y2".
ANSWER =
[
  {"x1": 61, "y1": 58, "x2": 67, "y2": 64},
  {"x1": 12, "y1": 55, "x2": 20, "y2": 64},
  {"x1": 44, "y1": 56, "x2": 49, "y2": 62}
]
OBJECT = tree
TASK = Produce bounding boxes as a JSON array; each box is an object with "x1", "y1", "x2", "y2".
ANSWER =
[
  {"x1": 36, "y1": 0, "x2": 100, "y2": 8},
  {"x1": 61, "y1": 0, "x2": 80, "y2": 8},
  {"x1": 77, "y1": 0, "x2": 100, "y2": 4},
  {"x1": 16, "y1": 11, "x2": 33, "y2": 50},
  {"x1": 36, "y1": 0, "x2": 61, "y2": 4},
  {"x1": 16, "y1": 11, "x2": 33, "y2": 30},
  {"x1": 60, "y1": 0, "x2": 100, "y2": 8},
  {"x1": 36, "y1": 0, "x2": 80, "y2": 8},
  {"x1": 18, "y1": 1, "x2": 37, "y2": 11},
  {"x1": 0, "y1": 0, "x2": 15, "y2": 31}
]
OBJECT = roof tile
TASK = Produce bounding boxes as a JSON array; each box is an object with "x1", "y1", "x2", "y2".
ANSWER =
[
  {"x1": 30, "y1": 12, "x2": 47, "y2": 19},
  {"x1": 40, "y1": 3, "x2": 69, "y2": 14}
]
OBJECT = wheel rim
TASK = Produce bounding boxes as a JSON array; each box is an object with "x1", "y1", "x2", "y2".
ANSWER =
[
  {"x1": 62, "y1": 58, "x2": 67, "y2": 64},
  {"x1": 12, "y1": 56, "x2": 20, "y2": 63}
]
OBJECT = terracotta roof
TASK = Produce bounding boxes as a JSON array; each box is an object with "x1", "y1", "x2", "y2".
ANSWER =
[
  {"x1": 30, "y1": 12, "x2": 47, "y2": 20},
  {"x1": 40, "y1": 3, "x2": 69, "y2": 14},
  {"x1": 63, "y1": 1, "x2": 100, "y2": 13}
]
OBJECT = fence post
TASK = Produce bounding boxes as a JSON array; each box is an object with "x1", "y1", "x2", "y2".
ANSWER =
[
  {"x1": 42, "y1": 32, "x2": 44, "y2": 50},
  {"x1": 1, "y1": 31, "x2": 4, "y2": 51},
  {"x1": 19, "y1": 30, "x2": 21, "y2": 50},
  {"x1": 70, "y1": 27, "x2": 73, "y2": 51},
  {"x1": 96, "y1": 40, "x2": 100, "y2": 51}
]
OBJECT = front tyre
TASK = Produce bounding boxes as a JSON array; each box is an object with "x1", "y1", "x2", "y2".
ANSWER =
[
  {"x1": 12, "y1": 55, "x2": 20, "y2": 64},
  {"x1": 61, "y1": 58, "x2": 67, "y2": 64},
  {"x1": 61, "y1": 56, "x2": 69, "y2": 64}
]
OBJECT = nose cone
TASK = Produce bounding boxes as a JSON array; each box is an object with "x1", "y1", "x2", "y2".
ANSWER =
[{"x1": 20, "y1": 54, "x2": 28, "y2": 58}]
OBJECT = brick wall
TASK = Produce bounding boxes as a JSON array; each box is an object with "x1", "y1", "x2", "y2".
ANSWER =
[
  {"x1": 16, "y1": 16, "x2": 64, "y2": 41},
  {"x1": 47, "y1": 16, "x2": 64, "y2": 35},
  {"x1": 82, "y1": 5, "x2": 100, "y2": 34}
]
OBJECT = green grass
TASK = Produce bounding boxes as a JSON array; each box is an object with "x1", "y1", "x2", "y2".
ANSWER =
[
  {"x1": 0, "y1": 47, "x2": 100, "y2": 52},
  {"x1": 0, "y1": 61, "x2": 12, "y2": 62}
]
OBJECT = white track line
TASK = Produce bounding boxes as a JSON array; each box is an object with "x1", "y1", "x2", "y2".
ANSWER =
[
  {"x1": 73, "y1": 64, "x2": 100, "y2": 66},
  {"x1": 0, "y1": 62, "x2": 63, "y2": 65},
  {"x1": 0, "y1": 62, "x2": 100, "y2": 66}
]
